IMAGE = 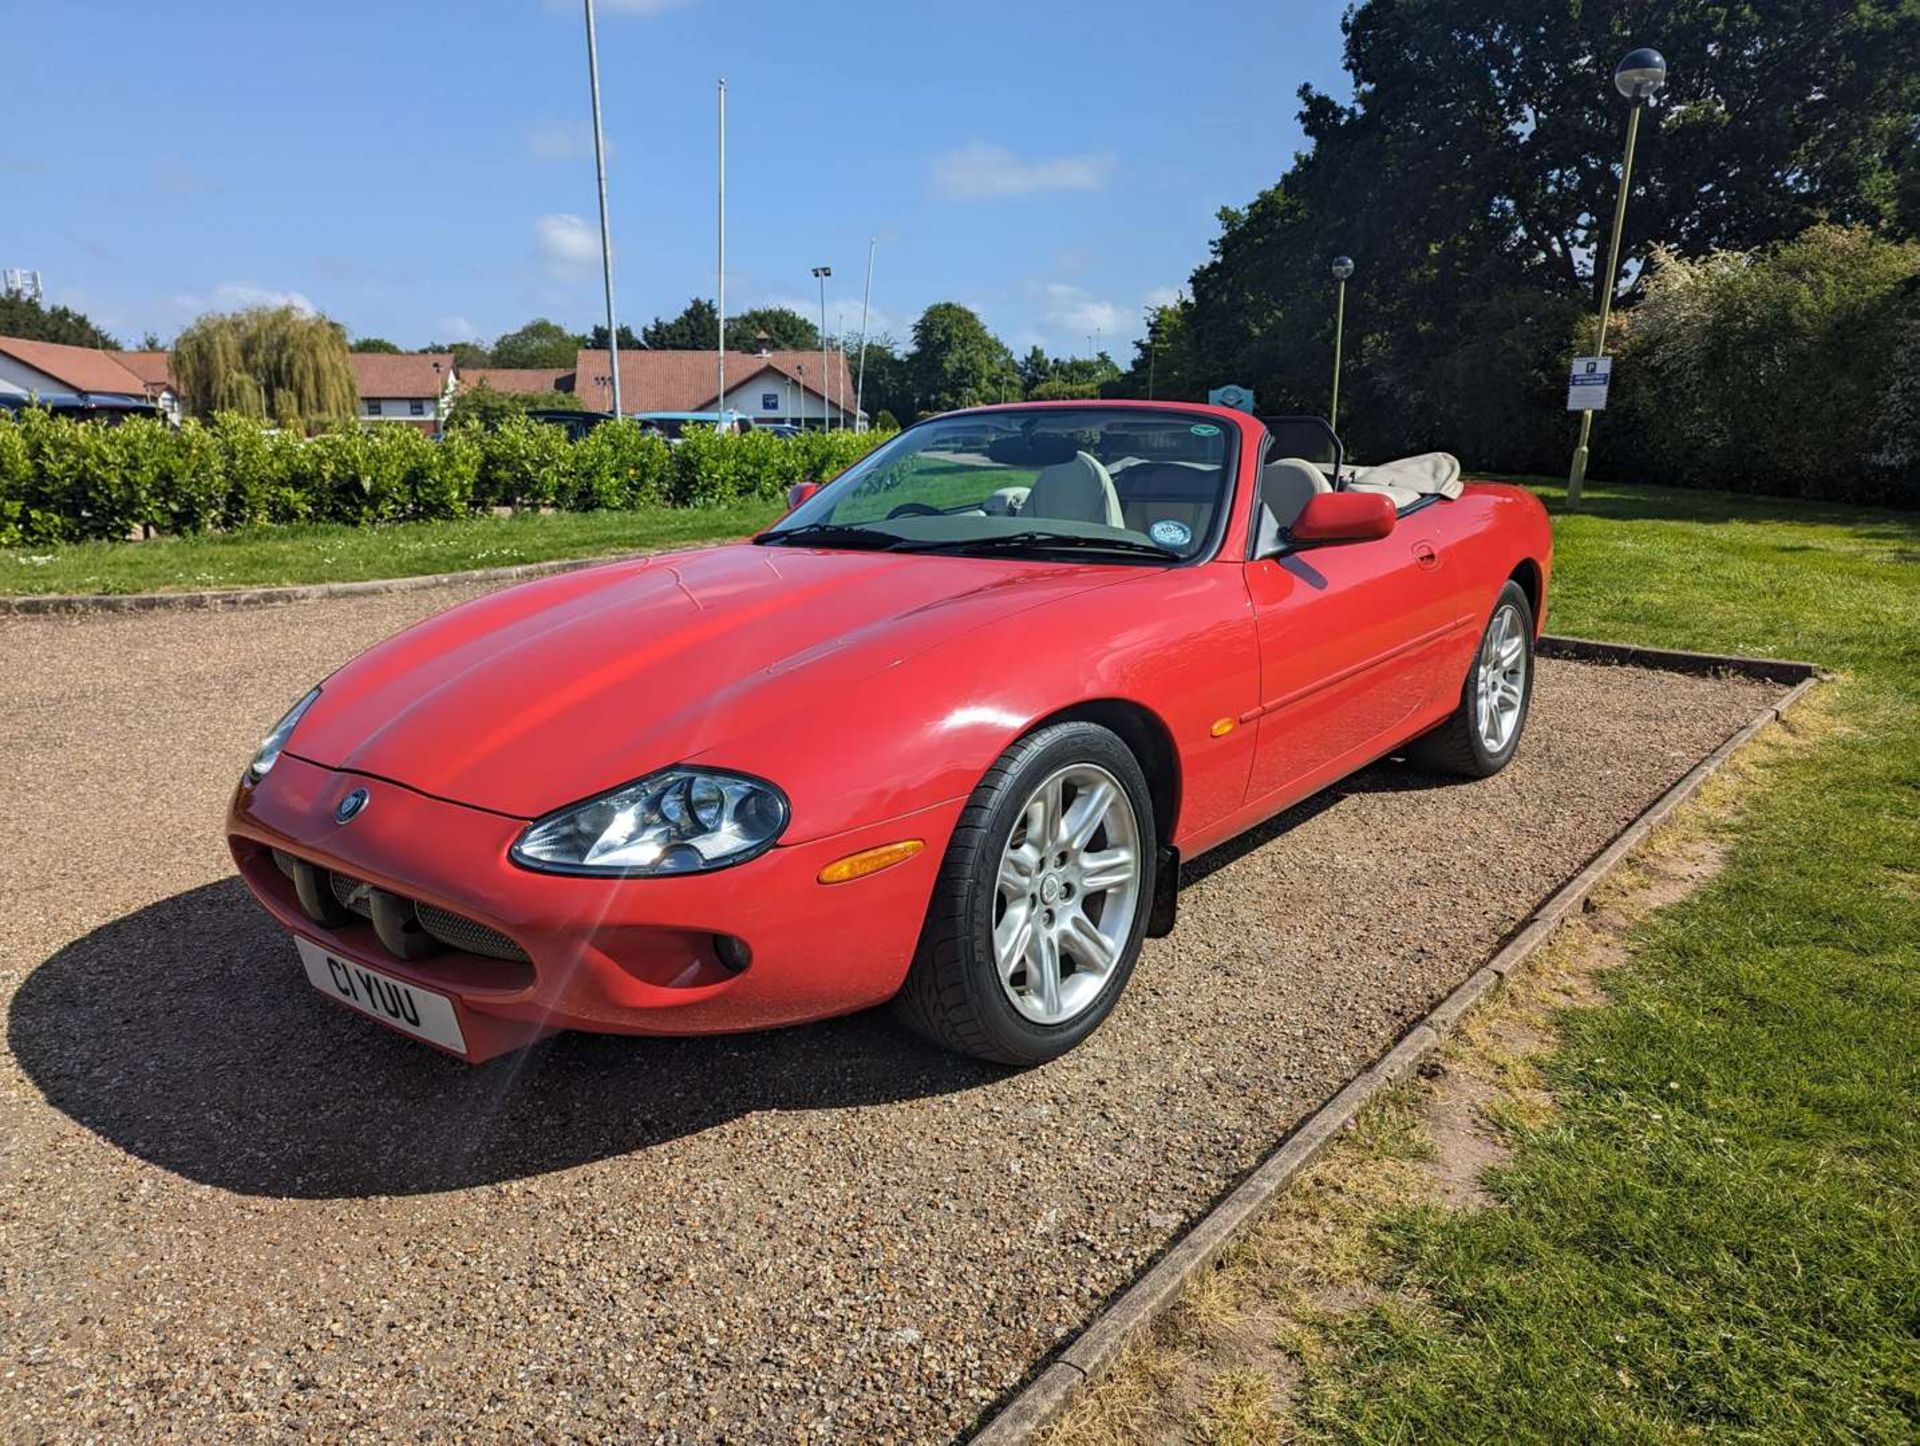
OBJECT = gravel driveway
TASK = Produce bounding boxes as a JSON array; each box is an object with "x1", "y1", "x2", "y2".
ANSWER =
[{"x1": 0, "y1": 584, "x2": 1782, "y2": 1442}]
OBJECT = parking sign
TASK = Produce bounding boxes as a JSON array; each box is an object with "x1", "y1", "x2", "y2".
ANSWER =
[{"x1": 1567, "y1": 357, "x2": 1612, "y2": 411}]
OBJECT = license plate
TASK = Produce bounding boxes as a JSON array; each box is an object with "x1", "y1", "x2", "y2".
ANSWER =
[{"x1": 295, "y1": 937, "x2": 468, "y2": 1054}]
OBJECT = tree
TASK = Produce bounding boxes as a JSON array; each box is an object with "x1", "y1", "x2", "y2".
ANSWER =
[
  {"x1": 0, "y1": 293, "x2": 117, "y2": 348},
  {"x1": 906, "y1": 304, "x2": 1020, "y2": 414},
  {"x1": 726, "y1": 306, "x2": 818, "y2": 352},
  {"x1": 446, "y1": 380, "x2": 584, "y2": 430},
  {"x1": 848, "y1": 335, "x2": 913, "y2": 424},
  {"x1": 1016, "y1": 346, "x2": 1053, "y2": 393},
  {"x1": 1111, "y1": 302, "x2": 1200, "y2": 400},
  {"x1": 1176, "y1": 0, "x2": 1920, "y2": 468},
  {"x1": 490, "y1": 317, "x2": 582, "y2": 368},
  {"x1": 420, "y1": 340, "x2": 494, "y2": 370},
  {"x1": 588, "y1": 322, "x2": 642, "y2": 350},
  {"x1": 642, "y1": 298, "x2": 718, "y2": 350},
  {"x1": 172, "y1": 305, "x2": 357, "y2": 430},
  {"x1": 350, "y1": 337, "x2": 402, "y2": 354}
]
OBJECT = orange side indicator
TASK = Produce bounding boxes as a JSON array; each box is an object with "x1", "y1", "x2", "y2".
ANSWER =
[
  {"x1": 817, "y1": 839, "x2": 926, "y2": 885},
  {"x1": 1210, "y1": 717, "x2": 1236, "y2": 737}
]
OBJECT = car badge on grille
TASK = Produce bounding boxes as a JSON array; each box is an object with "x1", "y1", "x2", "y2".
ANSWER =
[{"x1": 334, "y1": 787, "x2": 370, "y2": 825}]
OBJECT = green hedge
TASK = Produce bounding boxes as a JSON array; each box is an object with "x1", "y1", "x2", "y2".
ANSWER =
[{"x1": 0, "y1": 412, "x2": 890, "y2": 547}]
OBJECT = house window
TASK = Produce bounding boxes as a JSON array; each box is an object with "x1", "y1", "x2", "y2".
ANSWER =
[
  {"x1": 410, "y1": 399, "x2": 426, "y2": 416},
  {"x1": 366, "y1": 400, "x2": 383, "y2": 417}
]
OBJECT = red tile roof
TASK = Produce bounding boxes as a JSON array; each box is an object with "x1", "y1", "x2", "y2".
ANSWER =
[
  {"x1": 460, "y1": 367, "x2": 574, "y2": 396},
  {"x1": 571, "y1": 348, "x2": 860, "y2": 415},
  {"x1": 0, "y1": 336, "x2": 151, "y2": 397},
  {"x1": 350, "y1": 352, "x2": 455, "y2": 399},
  {"x1": 116, "y1": 351, "x2": 176, "y2": 394}
]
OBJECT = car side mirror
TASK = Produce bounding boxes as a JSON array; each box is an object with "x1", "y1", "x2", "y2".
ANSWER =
[
  {"x1": 785, "y1": 479, "x2": 822, "y2": 513},
  {"x1": 1288, "y1": 490, "x2": 1395, "y2": 545}
]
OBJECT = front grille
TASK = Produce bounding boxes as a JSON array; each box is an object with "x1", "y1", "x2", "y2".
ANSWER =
[
  {"x1": 415, "y1": 902, "x2": 531, "y2": 963},
  {"x1": 328, "y1": 870, "x2": 375, "y2": 918},
  {"x1": 267, "y1": 847, "x2": 529, "y2": 968}
]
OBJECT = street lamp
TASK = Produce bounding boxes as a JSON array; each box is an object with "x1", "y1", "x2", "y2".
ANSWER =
[
  {"x1": 812, "y1": 265, "x2": 832, "y2": 431},
  {"x1": 1567, "y1": 47, "x2": 1668, "y2": 509},
  {"x1": 1329, "y1": 255, "x2": 1354, "y2": 430}
]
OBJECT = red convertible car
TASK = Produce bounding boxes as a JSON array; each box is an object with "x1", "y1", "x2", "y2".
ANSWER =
[{"x1": 229, "y1": 401, "x2": 1550, "y2": 1065}]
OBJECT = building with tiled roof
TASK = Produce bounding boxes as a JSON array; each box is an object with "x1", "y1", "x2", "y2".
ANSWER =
[
  {"x1": 349, "y1": 352, "x2": 457, "y2": 431},
  {"x1": 571, "y1": 347, "x2": 863, "y2": 428}
]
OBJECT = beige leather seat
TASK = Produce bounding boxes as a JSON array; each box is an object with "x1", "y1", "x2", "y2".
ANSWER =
[
  {"x1": 1252, "y1": 456, "x2": 1332, "y2": 554},
  {"x1": 1020, "y1": 451, "x2": 1123, "y2": 527}
]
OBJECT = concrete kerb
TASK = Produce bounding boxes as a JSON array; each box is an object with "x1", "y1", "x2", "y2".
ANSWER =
[{"x1": 968, "y1": 646, "x2": 1823, "y2": 1444}]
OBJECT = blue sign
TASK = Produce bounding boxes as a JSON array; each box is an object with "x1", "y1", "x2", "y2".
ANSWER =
[
  {"x1": 761, "y1": 392, "x2": 780, "y2": 411},
  {"x1": 1207, "y1": 384, "x2": 1255, "y2": 413}
]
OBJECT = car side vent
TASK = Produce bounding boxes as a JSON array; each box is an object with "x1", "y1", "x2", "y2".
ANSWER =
[{"x1": 415, "y1": 902, "x2": 531, "y2": 963}]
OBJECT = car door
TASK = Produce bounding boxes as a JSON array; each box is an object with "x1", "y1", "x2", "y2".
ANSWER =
[{"x1": 1240, "y1": 490, "x2": 1462, "y2": 811}]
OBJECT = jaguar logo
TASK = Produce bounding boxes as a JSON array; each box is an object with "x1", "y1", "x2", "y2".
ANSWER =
[{"x1": 334, "y1": 788, "x2": 370, "y2": 825}]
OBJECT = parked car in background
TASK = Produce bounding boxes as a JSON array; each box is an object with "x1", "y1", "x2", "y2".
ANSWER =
[
  {"x1": 520, "y1": 408, "x2": 614, "y2": 441},
  {"x1": 0, "y1": 392, "x2": 170, "y2": 426},
  {"x1": 229, "y1": 401, "x2": 1550, "y2": 1069}
]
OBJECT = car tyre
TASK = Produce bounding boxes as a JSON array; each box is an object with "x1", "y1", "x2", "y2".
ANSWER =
[
  {"x1": 893, "y1": 721, "x2": 1157, "y2": 1066},
  {"x1": 1406, "y1": 578, "x2": 1535, "y2": 778}
]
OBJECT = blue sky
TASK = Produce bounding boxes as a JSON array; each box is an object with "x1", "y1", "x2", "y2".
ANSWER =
[{"x1": 6, "y1": 1, "x2": 1349, "y2": 358}]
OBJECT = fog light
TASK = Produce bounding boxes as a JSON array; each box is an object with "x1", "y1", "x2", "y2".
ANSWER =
[
  {"x1": 817, "y1": 839, "x2": 925, "y2": 885},
  {"x1": 713, "y1": 934, "x2": 752, "y2": 973}
]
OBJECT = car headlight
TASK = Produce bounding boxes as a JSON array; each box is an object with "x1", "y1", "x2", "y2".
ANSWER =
[
  {"x1": 510, "y1": 767, "x2": 789, "y2": 876},
  {"x1": 247, "y1": 687, "x2": 321, "y2": 782}
]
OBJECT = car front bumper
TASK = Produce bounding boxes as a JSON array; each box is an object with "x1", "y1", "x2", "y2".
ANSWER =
[{"x1": 228, "y1": 755, "x2": 959, "y2": 1061}]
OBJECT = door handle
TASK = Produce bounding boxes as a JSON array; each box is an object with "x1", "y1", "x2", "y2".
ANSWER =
[{"x1": 1411, "y1": 540, "x2": 1439, "y2": 570}]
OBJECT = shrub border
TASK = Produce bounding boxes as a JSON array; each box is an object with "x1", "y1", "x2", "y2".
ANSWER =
[{"x1": 968, "y1": 639, "x2": 1824, "y2": 1444}]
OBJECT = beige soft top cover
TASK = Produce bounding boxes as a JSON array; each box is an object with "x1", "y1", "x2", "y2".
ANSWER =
[{"x1": 1345, "y1": 452, "x2": 1463, "y2": 509}]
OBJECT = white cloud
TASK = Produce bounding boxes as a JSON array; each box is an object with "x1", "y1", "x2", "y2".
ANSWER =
[
  {"x1": 170, "y1": 283, "x2": 318, "y2": 316},
  {"x1": 930, "y1": 142, "x2": 1115, "y2": 201},
  {"x1": 1144, "y1": 286, "x2": 1184, "y2": 311},
  {"x1": 760, "y1": 294, "x2": 908, "y2": 345},
  {"x1": 535, "y1": 213, "x2": 601, "y2": 280},
  {"x1": 1040, "y1": 282, "x2": 1123, "y2": 341},
  {"x1": 526, "y1": 120, "x2": 611, "y2": 162},
  {"x1": 436, "y1": 315, "x2": 481, "y2": 342}
]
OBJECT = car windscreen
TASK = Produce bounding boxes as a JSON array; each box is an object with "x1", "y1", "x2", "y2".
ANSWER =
[{"x1": 763, "y1": 407, "x2": 1235, "y2": 561}]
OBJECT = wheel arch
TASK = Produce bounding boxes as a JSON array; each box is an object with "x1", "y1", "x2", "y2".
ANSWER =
[
  {"x1": 1020, "y1": 697, "x2": 1182, "y2": 852},
  {"x1": 1507, "y1": 557, "x2": 1544, "y2": 632}
]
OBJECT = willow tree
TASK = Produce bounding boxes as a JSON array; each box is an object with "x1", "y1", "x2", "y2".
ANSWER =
[{"x1": 172, "y1": 306, "x2": 357, "y2": 430}]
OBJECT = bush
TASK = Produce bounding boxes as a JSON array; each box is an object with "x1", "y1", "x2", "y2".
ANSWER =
[
  {"x1": 0, "y1": 410, "x2": 894, "y2": 548},
  {"x1": 1604, "y1": 226, "x2": 1920, "y2": 504}
]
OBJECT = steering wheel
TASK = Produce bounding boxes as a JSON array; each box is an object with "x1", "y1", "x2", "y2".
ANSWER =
[{"x1": 884, "y1": 501, "x2": 945, "y2": 519}]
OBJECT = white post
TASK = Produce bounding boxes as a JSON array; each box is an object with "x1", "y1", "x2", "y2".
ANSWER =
[
  {"x1": 716, "y1": 77, "x2": 727, "y2": 429},
  {"x1": 855, "y1": 237, "x2": 874, "y2": 431},
  {"x1": 583, "y1": 0, "x2": 621, "y2": 418}
]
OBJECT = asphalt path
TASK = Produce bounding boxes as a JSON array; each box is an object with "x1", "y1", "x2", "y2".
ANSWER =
[{"x1": 0, "y1": 583, "x2": 1782, "y2": 1441}]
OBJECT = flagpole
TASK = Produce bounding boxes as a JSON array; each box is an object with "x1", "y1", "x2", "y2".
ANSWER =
[
  {"x1": 855, "y1": 237, "x2": 875, "y2": 431},
  {"x1": 716, "y1": 78, "x2": 727, "y2": 429},
  {"x1": 583, "y1": 0, "x2": 621, "y2": 417}
]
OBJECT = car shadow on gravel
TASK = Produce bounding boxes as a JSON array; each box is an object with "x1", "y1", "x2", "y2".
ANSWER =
[
  {"x1": 10, "y1": 879, "x2": 997, "y2": 1198},
  {"x1": 1181, "y1": 756, "x2": 1471, "y2": 888}
]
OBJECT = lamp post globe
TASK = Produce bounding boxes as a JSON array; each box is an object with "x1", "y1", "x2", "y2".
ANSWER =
[
  {"x1": 1330, "y1": 255, "x2": 1355, "y2": 281},
  {"x1": 1613, "y1": 48, "x2": 1667, "y2": 103}
]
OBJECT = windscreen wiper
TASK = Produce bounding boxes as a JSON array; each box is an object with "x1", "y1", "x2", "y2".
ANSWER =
[
  {"x1": 754, "y1": 522, "x2": 908, "y2": 550},
  {"x1": 902, "y1": 531, "x2": 1181, "y2": 561}
]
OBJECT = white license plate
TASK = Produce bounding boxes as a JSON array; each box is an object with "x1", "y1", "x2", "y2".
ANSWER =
[{"x1": 295, "y1": 937, "x2": 468, "y2": 1054}]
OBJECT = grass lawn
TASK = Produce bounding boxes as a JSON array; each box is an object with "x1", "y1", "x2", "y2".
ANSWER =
[
  {"x1": 1057, "y1": 476, "x2": 1920, "y2": 1442},
  {"x1": 0, "y1": 502, "x2": 786, "y2": 596}
]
